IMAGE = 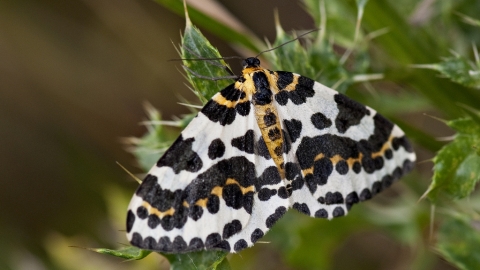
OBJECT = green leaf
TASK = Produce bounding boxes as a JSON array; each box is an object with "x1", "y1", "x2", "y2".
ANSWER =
[
  {"x1": 80, "y1": 246, "x2": 151, "y2": 260},
  {"x1": 415, "y1": 54, "x2": 480, "y2": 89},
  {"x1": 437, "y1": 215, "x2": 480, "y2": 270},
  {"x1": 164, "y1": 250, "x2": 230, "y2": 270},
  {"x1": 127, "y1": 105, "x2": 176, "y2": 171},
  {"x1": 153, "y1": 0, "x2": 262, "y2": 52},
  {"x1": 267, "y1": 24, "x2": 315, "y2": 78},
  {"x1": 427, "y1": 117, "x2": 480, "y2": 202},
  {"x1": 182, "y1": 9, "x2": 233, "y2": 102},
  {"x1": 457, "y1": 13, "x2": 480, "y2": 28},
  {"x1": 266, "y1": 17, "x2": 372, "y2": 94}
]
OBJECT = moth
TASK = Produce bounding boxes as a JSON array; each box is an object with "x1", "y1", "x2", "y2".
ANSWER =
[{"x1": 126, "y1": 55, "x2": 416, "y2": 253}]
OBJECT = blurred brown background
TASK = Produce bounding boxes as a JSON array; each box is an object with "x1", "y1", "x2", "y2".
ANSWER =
[{"x1": 0, "y1": 0, "x2": 314, "y2": 267}]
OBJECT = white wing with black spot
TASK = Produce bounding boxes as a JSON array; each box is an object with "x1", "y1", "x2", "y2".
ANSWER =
[
  {"x1": 273, "y1": 72, "x2": 416, "y2": 219},
  {"x1": 126, "y1": 85, "x2": 289, "y2": 253}
]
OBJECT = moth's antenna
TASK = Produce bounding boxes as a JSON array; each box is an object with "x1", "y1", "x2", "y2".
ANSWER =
[
  {"x1": 168, "y1": 56, "x2": 243, "y2": 62},
  {"x1": 255, "y1": 29, "x2": 320, "y2": 58}
]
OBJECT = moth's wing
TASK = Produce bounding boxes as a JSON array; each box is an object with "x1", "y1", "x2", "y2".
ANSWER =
[
  {"x1": 273, "y1": 72, "x2": 416, "y2": 219},
  {"x1": 126, "y1": 84, "x2": 288, "y2": 253},
  {"x1": 220, "y1": 117, "x2": 290, "y2": 252}
]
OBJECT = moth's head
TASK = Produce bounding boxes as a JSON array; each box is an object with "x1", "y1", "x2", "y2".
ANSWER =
[{"x1": 242, "y1": 57, "x2": 261, "y2": 69}]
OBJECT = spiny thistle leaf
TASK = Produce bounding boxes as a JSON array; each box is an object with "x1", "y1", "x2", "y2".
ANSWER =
[{"x1": 427, "y1": 115, "x2": 480, "y2": 202}]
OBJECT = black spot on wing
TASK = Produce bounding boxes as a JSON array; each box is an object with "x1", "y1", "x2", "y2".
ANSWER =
[
  {"x1": 189, "y1": 205, "x2": 203, "y2": 220},
  {"x1": 277, "y1": 186, "x2": 290, "y2": 198},
  {"x1": 126, "y1": 210, "x2": 135, "y2": 233},
  {"x1": 276, "y1": 71, "x2": 294, "y2": 89},
  {"x1": 335, "y1": 160, "x2": 349, "y2": 175},
  {"x1": 206, "y1": 233, "x2": 232, "y2": 251},
  {"x1": 156, "y1": 135, "x2": 202, "y2": 173},
  {"x1": 172, "y1": 236, "x2": 188, "y2": 251},
  {"x1": 311, "y1": 112, "x2": 332, "y2": 130},
  {"x1": 325, "y1": 192, "x2": 344, "y2": 205},
  {"x1": 157, "y1": 237, "x2": 172, "y2": 252},
  {"x1": 223, "y1": 219, "x2": 242, "y2": 239},
  {"x1": 201, "y1": 99, "x2": 236, "y2": 126},
  {"x1": 208, "y1": 139, "x2": 225, "y2": 160},
  {"x1": 275, "y1": 76, "x2": 315, "y2": 105},
  {"x1": 256, "y1": 166, "x2": 282, "y2": 190},
  {"x1": 189, "y1": 238, "x2": 204, "y2": 250},
  {"x1": 231, "y1": 130, "x2": 255, "y2": 154},
  {"x1": 266, "y1": 206, "x2": 287, "y2": 228},
  {"x1": 236, "y1": 101, "x2": 251, "y2": 116},
  {"x1": 205, "y1": 233, "x2": 222, "y2": 248},
  {"x1": 345, "y1": 192, "x2": 360, "y2": 210},
  {"x1": 234, "y1": 239, "x2": 248, "y2": 252},
  {"x1": 292, "y1": 203, "x2": 311, "y2": 216},
  {"x1": 220, "y1": 84, "x2": 244, "y2": 101},
  {"x1": 256, "y1": 136, "x2": 271, "y2": 160},
  {"x1": 283, "y1": 119, "x2": 302, "y2": 143},
  {"x1": 359, "y1": 188, "x2": 372, "y2": 201},
  {"x1": 315, "y1": 209, "x2": 328, "y2": 218},
  {"x1": 251, "y1": 229, "x2": 264, "y2": 243},
  {"x1": 333, "y1": 207, "x2": 345, "y2": 217},
  {"x1": 223, "y1": 184, "x2": 245, "y2": 209},
  {"x1": 334, "y1": 93, "x2": 370, "y2": 133},
  {"x1": 258, "y1": 188, "x2": 277, "y2": 201},
  {"x1": 392, "y1": 136, "x2": 414, "y2": 152},
  {"x1": 304, "y1": 158, "x2": 333, "y2": 193},
  {"x1": 285, "y1": 162, "x2": 304, "y2": 191},
  {"x1": 136, "y1": 206, "x2": 148, "y2": 219},
  {"x1": 207, "y1": 194, "x2": 220, "y2": 214}
]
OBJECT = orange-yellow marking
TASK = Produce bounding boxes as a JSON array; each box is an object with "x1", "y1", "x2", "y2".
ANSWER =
[
  {"x1": 225, "y1": 178, "x2": 255, "y2": 194},
  {"x1": 302, "y1": 137, "x2": 395, "y2": 176},
  {"x1": 372, "y1": 136, "x2": 393, "y2": 158},
  {"x1": 212, "y1": 93, "x2": 249, "y2": 108},
  {"x1": 193, "y1": 178, "x2": 255, "y2": 208},
  {"x1": 142, "y1": 201, "x2": 175, "y2": 218},
  {"x1": 195, "y1": 198, "x2": 207, "y2": 207}
]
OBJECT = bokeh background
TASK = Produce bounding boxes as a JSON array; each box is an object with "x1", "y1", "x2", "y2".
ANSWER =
[{"x1": 1, "y1": 0, "x2": 478, "y2": 269}]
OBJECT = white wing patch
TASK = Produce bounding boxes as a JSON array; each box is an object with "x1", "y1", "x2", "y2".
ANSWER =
[
  {"x1": 275, "y1": 74, "x2": 416, "y2": 219},
  {"x1": 126, "y1": 58, "x2": 416, "y2": 253}
]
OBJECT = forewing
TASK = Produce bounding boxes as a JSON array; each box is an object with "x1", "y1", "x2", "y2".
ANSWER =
[
  {"x1": 273, "y1": 72, "x2": 416, "y2": 219},
  {"x1": 126, "y1": 84, "x2": 288, "y2": 253}
]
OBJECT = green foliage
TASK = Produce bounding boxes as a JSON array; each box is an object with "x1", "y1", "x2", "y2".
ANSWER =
[
  {"x1": 437, "y1": 215, "x2": 480, "y2": 270},
  {"x1": 164, "y1": 251, "x2": 230, "y2": 270},
  {"x1": 427, "y1": 116, "x2": 480, "y2": 202},
  {"x1": 181, "y1": 10, "x2": 233, "y2": 102},
  {"x1": 88, "y1": 246, "x2": 152, "y2": 260},
  {"x1": 415, "y1": 54, "x2": 480, "y2": 89},
  {"x1": 127, "y1": 105, "x2": 175, "y2": 171}
]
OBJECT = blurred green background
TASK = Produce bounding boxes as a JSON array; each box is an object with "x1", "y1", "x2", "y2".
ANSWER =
[{"x1": 1, "y1": 0, "x2": 479, "y2": 269}]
